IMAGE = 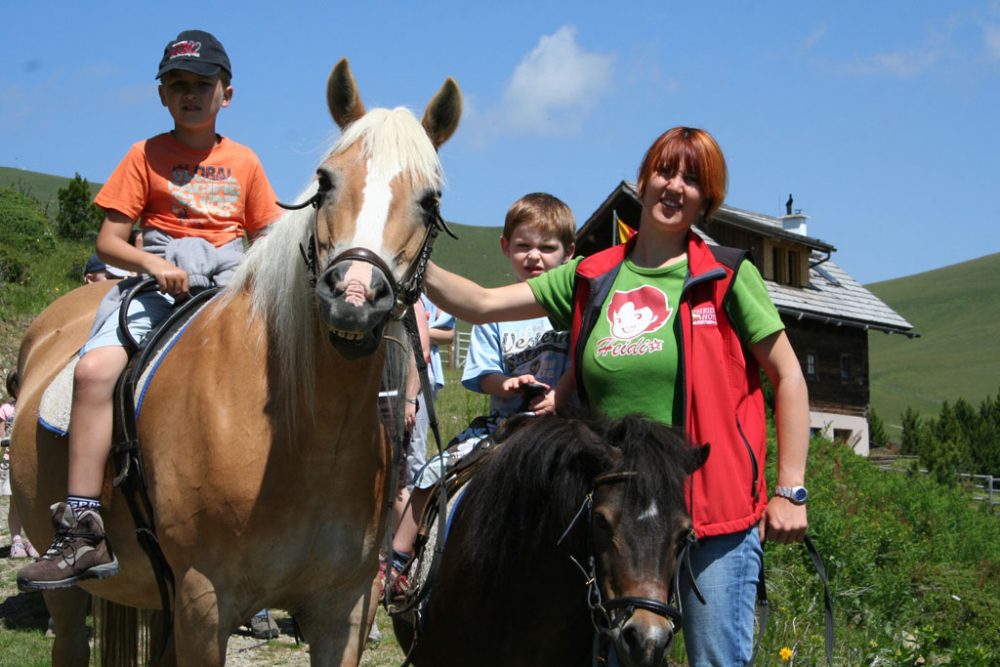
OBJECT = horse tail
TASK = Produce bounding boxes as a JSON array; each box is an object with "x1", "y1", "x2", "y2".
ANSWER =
[{"x1": 93, "y1": 598, "x2": 158, "y2": 666}]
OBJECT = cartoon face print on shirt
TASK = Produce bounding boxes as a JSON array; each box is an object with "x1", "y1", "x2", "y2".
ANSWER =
[{"x1": 607, "y1": 286, "x2": 672, "y2": 340}]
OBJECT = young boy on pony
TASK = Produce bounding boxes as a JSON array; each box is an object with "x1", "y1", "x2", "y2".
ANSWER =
[
  {"x1": 18, "y1": 29, "x2": 281, "y2": 591},
  {"x1": 384, "y1": 192, "x2": 577, "y2": 595}
]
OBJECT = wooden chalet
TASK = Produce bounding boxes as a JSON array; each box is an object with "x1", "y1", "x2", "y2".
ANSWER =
[{"x1": 576, "y1": 181, "x2": 916, "y2": 455}]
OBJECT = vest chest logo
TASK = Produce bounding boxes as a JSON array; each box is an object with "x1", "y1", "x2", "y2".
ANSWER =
[{"x1": 692, "y1": 305, "x2": 718, "y2": 327}]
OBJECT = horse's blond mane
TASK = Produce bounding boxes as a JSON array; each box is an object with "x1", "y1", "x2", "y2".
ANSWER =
[{"x1": 224, "y1": 106, "x2": 441, "y2": 423}]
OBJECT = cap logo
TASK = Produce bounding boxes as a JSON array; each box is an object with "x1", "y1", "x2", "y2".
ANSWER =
[{"x1": 169, "y1": 40, "x2": 202, "y2": 60}]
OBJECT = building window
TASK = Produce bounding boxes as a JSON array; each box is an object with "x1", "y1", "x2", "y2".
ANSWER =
[
  {"x1": 840, "y1": 353, "x2": 851, "y2": 383},
  {"x1": 805, "y1": 351, "x2": 818, "y2": 379},
  {"x1": 788, "y1": 251, "x2": 802, "y2": 287},
  {"x1": 768, "y1": 243, "x2": 806, "y2": 287}
]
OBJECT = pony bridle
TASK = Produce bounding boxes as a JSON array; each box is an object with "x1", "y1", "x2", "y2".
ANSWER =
[
  {"x1": 556, "y1": 471, "x2": 705, "y2": 648},
  {"x1": 279, "y1": 172, "x2": 458, "y2": 318}
]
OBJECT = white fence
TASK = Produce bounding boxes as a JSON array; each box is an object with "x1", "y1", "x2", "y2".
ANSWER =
[
  {"x1": 873, "y1": 455, "x2": 999, "y2": 512},
  {"x1": 439, "y1": 330, "x2": 471, "y2": 369}
]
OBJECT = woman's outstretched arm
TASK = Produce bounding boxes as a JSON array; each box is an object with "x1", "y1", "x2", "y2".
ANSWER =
[{"x1": 424, "y1": 261, "x2": 545, "y2": 324}]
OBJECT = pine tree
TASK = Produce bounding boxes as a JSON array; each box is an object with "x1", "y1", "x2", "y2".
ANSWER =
[
  {"x1": 55, "y1": 173, "x2": 103, "y2": 240},
  {"x1": 868, "y1": 408, "x2": 889, "y2": 450},
  {"x1": 900, "y1": 407, "x2": 922, "y2": 456}
]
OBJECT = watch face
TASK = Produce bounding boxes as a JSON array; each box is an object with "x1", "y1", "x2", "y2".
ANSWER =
[{"x1": 792, "y1": 487, "x2": 808, "y2": 502}]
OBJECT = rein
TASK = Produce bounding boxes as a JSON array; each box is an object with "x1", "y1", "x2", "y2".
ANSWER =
[
  {"x1": 278, "y1": 175, "x2": 457, "y2": 318},
  {"x1": 555, "y1": 470, "x2": 704, "y2": 665}
]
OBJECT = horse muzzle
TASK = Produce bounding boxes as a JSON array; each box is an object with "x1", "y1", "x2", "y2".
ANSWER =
[
  {"x1": 315, "y1": 251, "x2": 397, "y2": 359},
  {"x1": 615, "y1": 610, "x2": 675, "y2": 667}
]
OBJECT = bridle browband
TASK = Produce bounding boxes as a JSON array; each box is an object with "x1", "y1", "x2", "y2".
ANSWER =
[
  {"x1": 556, "y1": 470, "x2": 705, "y2": 662},
  {"x1": 278, "y1": 170, "x2": 458, "y2": 317}
]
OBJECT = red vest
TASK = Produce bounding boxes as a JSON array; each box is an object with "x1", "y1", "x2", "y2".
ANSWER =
[{"x1": 571, "y1": 233, "x2": 768, "y2": 538}]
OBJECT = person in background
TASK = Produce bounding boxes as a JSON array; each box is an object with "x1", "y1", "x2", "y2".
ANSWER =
[
  {"x1": 421, "y1": 127, "x2": 810, "y2": 666},
  {"x1": 83, "y1": 254, "x2": 132, "y2": 283},
  {"x1": 2, "y1": 372, "x2": 38, "y2": 559}
]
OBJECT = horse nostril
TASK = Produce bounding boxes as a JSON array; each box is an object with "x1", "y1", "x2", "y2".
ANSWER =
[{"x1": 619, "y1": 621, "x2": 672, "y2": 665}]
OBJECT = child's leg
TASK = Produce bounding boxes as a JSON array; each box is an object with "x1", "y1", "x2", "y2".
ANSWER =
[
  {"x1": 391, "y1": 486, "x2": 429, "y2": 559},
  {"x1": 9, "y1": 500, "x2": 22, "y2": 537},
  {"x1": 17, "y1": 345, "x2": 127, "y2": 590},
  {"x1": 66, "y1": 346, "x2": 129, "y2": 497}
]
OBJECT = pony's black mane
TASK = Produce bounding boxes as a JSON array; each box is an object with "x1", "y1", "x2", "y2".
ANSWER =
[{"x1": 455, "y1": 408, "x2": 702, "y2": 584}]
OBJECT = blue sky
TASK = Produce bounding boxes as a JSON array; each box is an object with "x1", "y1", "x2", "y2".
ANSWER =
[{"x1": 2, "y1": 1, "x2": 998, "y2": 284}]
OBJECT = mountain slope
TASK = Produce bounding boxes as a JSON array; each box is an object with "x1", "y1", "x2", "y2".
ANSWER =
[{"x1": 867, "y1": 252, "x2": 1000, "y2": 430}]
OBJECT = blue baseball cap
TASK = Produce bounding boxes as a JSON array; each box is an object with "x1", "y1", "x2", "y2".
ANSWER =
[{"x1": 157, "y1": 30, "x2": 231, "y2": 80}]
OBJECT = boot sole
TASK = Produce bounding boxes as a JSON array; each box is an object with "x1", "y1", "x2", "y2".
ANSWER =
[{"x1": 17, "y1": 558, "x2": 120, "y2": 592}]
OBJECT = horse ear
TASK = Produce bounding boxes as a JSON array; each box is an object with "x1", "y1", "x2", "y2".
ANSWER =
[
  {"x1": 328, "y1": 58, "x2": 366, "y2": 129},
  {"x1": 422, "y1": 77, "x2": 462, "y2": 150},
  {"x1": 689, "y1": 443, "x2": 710, "y2": 474}
]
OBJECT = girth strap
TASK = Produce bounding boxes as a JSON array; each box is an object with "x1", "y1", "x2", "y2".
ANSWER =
[{"x1": 110, "y1": 279, "x2": 221, "y2": 659}]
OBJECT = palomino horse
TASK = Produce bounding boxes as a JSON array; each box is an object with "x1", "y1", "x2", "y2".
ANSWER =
[
  {"x1": 10, "y1": 58, "x2": 461, "y2": 666},
  {"x1": 397, "y1": 410, "x2": 709, "y2": 667}
]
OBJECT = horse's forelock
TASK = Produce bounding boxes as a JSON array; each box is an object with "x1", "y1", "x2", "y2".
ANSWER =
[
  {"x1": 331, "y1": 107, "x2": 442, "y2": 189},
  {"x1": 609, "y1": 416, "x2": 696, "y2": 514}
]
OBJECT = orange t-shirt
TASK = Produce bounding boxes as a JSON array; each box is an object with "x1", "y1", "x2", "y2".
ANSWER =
[{"x1": 95, "y1": 133, "x2": 281, "y2": 247}]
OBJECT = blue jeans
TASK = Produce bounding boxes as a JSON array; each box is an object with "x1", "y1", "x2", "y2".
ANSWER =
[{"x1": 678, "y1": 527, "x2": 763, "y2": 667}]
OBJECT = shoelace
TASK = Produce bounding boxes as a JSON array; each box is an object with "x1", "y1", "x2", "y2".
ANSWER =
[{"x1": 41, "y1": 531, "x2": 81, "y2": 561}]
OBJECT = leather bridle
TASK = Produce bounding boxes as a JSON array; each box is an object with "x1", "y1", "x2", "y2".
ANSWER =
[
  {"x1": 556, "y1": 470, "x2": 705, "y2": 662},
  {"x1": 278, "y1": 170, "x2": 458, "y2": 318}
]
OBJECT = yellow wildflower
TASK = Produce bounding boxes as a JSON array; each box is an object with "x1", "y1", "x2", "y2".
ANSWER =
[{"x1": 779, "y1": 646, "x2": 793, "y2": 661}]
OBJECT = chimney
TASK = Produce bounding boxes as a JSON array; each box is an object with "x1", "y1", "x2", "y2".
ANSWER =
[
  {"x1": 780, "y1": 194, "x2": 808, "y2": 235},
  {"x1": 780, "y1": 212, "x2": 809, "y2": 236}
]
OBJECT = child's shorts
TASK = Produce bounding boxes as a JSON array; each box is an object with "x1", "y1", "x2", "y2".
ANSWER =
[{"x1": 81, "y1": 289, "x2": 175, "y2": 355}]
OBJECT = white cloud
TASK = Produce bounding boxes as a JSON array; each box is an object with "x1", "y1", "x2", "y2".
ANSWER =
[
  {"x1": 500, "y1": 26, "x2": 614, "y2": 136},
  {"x1": 841, "y1": 47, "x2": 940, "y2": 78},
  {"x1": 802, "y1": 24, "x2": 827, "y2": 51},
  {"x1": 985, "y1": 25, "x2": 1000, "y2": 61}
]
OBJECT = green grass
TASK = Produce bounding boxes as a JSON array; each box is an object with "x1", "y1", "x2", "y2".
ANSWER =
[{"x1": 867, "y1": 252, "x2": 1000, "y2": 437}]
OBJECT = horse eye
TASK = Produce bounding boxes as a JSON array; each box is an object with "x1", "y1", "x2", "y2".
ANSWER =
[
  {"x1": 593, "y1": 512, "x2": 613, "y2": 535},
  {"x1": 316, "y1": 168, "x2": 335, "y2": 193},
  {"x1": 420, "y1": 192, "x2": 441, "y2": 214}
]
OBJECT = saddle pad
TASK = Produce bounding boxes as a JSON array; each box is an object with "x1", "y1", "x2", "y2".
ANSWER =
[{"x1": 37, "y1": 300, "x2": 212, "y2": 437}]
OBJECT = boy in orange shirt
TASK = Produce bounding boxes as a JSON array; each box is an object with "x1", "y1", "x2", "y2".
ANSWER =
[{"x1": 19, "y1": 29, "x2": 280, "y2": 591}]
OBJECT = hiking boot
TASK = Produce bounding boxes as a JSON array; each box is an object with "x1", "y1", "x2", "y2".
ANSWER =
[
  {"x1": 16, "y1": 503, "x2": 119, "y2": 591},
  {"x1": 249, "y1": 611, "x2": 279, "y2": 639}
]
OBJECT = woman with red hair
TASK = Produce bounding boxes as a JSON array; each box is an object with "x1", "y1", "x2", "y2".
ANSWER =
[{"x1": 424, "y1": 127, "x2": 810, "y2": 665}]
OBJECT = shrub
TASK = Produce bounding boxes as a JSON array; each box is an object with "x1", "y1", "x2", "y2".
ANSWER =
[{"x1": 0, "y1": 187, "x2": 54, "y2": 253}]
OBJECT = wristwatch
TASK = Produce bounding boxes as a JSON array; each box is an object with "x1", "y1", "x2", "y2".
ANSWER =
[{"x1": 774, "y1": 485, "x2": 808, "y2": 505}]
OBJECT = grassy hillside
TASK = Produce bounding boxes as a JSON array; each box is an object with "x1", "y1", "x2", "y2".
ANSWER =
[
  {"x1": 431, "y1": 222, "x2": 512, "y2": 287},
  {"x1": 0, "y1": 167, "x2": 101, "y2": 221},
  {"x1": 868, "y1": 252, "x2": 1000, "y2": 434}
]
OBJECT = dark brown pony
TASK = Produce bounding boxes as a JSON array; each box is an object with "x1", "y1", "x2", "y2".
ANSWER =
[
  {"x1": 397, "y1": 410, "x2": 709, "y2": 667},
  {"x1": 11, "y1": 59, "x2": 461, "y2": 666}
]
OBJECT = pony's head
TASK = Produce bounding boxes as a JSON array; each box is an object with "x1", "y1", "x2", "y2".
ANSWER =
[
  {"x1": 587, "y1": 418, "x2": 708, "y2": 666},
  {"x1": 309, "y1": 58, "x2": 461, "y2": 358},
  {"x1": 456, "y1": 410, "x2": 708, "y2": 665}
]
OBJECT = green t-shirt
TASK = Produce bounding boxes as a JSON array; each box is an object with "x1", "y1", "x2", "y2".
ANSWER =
[{"x1": 528, "y1": 256, "x2": 783, "y2": 425}]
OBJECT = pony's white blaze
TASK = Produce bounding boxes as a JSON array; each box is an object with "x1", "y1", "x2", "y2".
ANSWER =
[
  {"x1": 637, "y1": 500, "x2": 659, "y2": 521},
  {"x1": 350, "y1": 158, "x2": 401, "y2": 259}
]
